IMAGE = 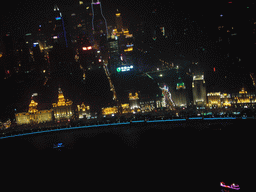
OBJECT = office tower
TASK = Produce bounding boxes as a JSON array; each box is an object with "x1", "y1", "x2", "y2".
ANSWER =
[
  {"x1": 52, "y1": 5, "x2": 68, "y2": 48},
  {"x1": 78, "y1": 33, "x2": 96, "y2": 70},
  {"x1": 66, "y1": 1, "x2": 93, "y2": 50},
  {"x1": 1, "y1": 33, "x2": 17, "y2": 76},
  {"x1": 113, "y1": 10, "x2": 134, "y2": 69},
  {"x1": 192, "y1": 74, "x2": 206, "y2": 107},
  {"x1": 108, "y1": 35, "x2": 121, "y2": 74},
  {"x1": 91, "y1": 0, "x2": 108, "y2": 37},
  {"x1": 91, "y1": 0, "x2": 108, "y2": 64},
  {"x1": 173, "y1": 77, "x2": 187, "y2": 107},
  {"x1": 115, "y1": 9, "x2": 123, "y2": 33}
]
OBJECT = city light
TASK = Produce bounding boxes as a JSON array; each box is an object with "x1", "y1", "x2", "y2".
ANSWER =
[
  {"x1": 56, "y1": 17, "x2": 61, "y2": 20},
  {"x1": 82, "y1": 46, "x2": 92, "y2": 51},
  {"x1": 116, "y1": 65, "x2": 134, "y2": 72}
]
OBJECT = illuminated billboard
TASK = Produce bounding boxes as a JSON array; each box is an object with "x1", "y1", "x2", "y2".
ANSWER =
[{"x1": 116, "y1": 65, "x2": 133, "y2": 72}]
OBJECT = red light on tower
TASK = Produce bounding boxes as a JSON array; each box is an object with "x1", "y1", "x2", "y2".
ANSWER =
[
  {"x1": 214, "y1": 67, "x2": 216, "y2": 72},
  {"x1": 228, "y1": 2, "x2": 232, "y2": 3}
]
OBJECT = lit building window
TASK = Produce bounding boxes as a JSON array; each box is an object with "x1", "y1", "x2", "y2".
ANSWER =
[{"x1": 79, "y1": 1, "x2": 83, "y2": 5}]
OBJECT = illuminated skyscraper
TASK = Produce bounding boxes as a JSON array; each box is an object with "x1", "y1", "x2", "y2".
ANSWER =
[
  {"x1": 91, "y1": 0, "x2": 108, "y2": 65},
  {"x1": 108, "y1": 35, "x2": 120, "y2": 74},
  {"x1": 91, "y1": 0, "x2": 108, "y2": 37},
  {"x1": 173, "y1": 77, "x2": 187, "y2": 107},
  {"x1": 115, "y1": 9, "x2": 123, "y2": 33},
  {"x1": 192, "y1": 74, "x2": 206, "y2": 107},
  {"x1": 53, "y1": 5, "x2": 68, "y2": 48}
]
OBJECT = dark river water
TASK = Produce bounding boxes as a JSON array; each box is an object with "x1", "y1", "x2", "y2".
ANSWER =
[{"x1": 0, "y1": 120, "x2": 252, "y2": 190}]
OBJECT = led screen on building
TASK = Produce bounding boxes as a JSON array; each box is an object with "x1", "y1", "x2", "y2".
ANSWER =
[{"x1": 116, "y1": 65, "x2": 133, "y2": 72}]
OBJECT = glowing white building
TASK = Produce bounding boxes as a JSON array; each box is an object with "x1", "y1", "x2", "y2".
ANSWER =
[{"x1": 192, "y1": 74, "x2": 206, "y2": 107}]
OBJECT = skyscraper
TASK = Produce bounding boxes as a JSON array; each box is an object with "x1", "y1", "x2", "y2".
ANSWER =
[
  {"x1": 53, "y1": 5, "x2": 68, "y2": 48},
  {"x1": 91, "y1": 0, "x2": 108, "y2": 64},
  {"x1": 192, "y1": 74, "x2": 206, "y2": 107},
  {"x1": 91, "y1": 0, "x2": 108, "y2": 37},
  {"x1": 115, "y1": 9, "x2": 123, "y2": 33},
  {"x1": 108, "y1": 35, "x2": 120, "y2": 74}
]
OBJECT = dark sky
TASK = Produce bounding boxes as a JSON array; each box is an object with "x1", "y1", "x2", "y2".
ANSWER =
[{"x1": 0, "y1": 0, "x2": 220, "y2": 37}]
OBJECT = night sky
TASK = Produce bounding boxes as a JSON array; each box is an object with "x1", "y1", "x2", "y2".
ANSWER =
[{"x1": 0, "y1": 0, "x2": 219, "y2": 37}]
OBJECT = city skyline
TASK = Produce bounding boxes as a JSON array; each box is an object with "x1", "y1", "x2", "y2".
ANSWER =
[{"x1": 1, "y1": 0, "x2": 256, "y2": 124}]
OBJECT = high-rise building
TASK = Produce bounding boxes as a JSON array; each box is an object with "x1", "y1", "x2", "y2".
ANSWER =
[
  {"x1": 173, "y1": 77, "x2": 187, "y2": 107},
  {"x1": 1, "y1": 33, "x2": 17, "y2": 76},
  {"x1": 91, "y1": 0, "x2": 108, "y2": 64},
  {"x1": 192, "y1": 74, "x2": 206, "y2": 107},
  {"x1": 108, "y1": 35, "x2": 120, "y2": 74},
  {"x1": 52, "y1": 5, "x2": 69, "y2": 48},
  {"x1": 66, "y1": 1, "x2": 93, "y2": 50},
  {"x1": 91, "y1": 0, "x2": 108, "y2": 37},
  {"x1": 112, "y1": 10, "x2": 135, "y2": 70},
  {"x1": 115, "y1": 9, "x2": 123, "y2": 33}
]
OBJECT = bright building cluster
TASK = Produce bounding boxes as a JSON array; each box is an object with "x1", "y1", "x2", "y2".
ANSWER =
[{"x1": 15, "y1": 88, "x2": 90, "y2": 125}]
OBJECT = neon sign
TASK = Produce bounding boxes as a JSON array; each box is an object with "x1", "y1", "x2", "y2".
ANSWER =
[
  {"x1": 56, "y1": 17, "x2": 61, "y2": 20},
  {"x1": 116, "y1": 65, "x2": 133, "y2": 72}
]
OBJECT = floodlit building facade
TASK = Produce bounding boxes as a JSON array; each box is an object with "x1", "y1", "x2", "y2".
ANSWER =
[
  {"x1": 192, "y1": 74, "x2": 206, "y2": 107},
  {"x1": 77, "y1": 102, "x2": 91, "y2": 119},
  {"x1": 15, "y1": 99, "x2": 53, "y2": 125},
  {"x1": 52, "y1": 88, "x2": 73, "y2": 121},
  {"x1": 102, "y1": 106, "x2": 118, "y2": 116}
]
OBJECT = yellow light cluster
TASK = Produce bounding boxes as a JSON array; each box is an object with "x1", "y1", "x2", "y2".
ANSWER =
[
  {"x1": 77, "y1": 102, "x2": 90, "y2": 112},
  {"x1": 102, "y1": 107, "x2": 118, "y2": 115},
  {"x1": 124, "y1": 47, "x2": 133, "y2": 52},
  {"x1": 52, "y1": 88, "x2": 73, "y2": 108},
  {"x1": 207, "y1": 92, "x2": 221, "y2": 96},
  {"x1": 28, "y1": 99, "x2": 38, "y2": 113},
  {"x1": 129, "y1": 92, "x2": 139, "y2": 100}
]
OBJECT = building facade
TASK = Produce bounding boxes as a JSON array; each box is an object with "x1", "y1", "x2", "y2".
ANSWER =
[
  {"x1": 77, "y1": 102, "x2": 91, "y2": 119},
  {"x1": 52, "y1": 88, "x2": 73, "y2": 121},
  {"x1": 192, "y1": 74, "x2": 206, "y2": 107},
  {"x1": 15, "y1": 99, "x2": 53, "y2": 125}
]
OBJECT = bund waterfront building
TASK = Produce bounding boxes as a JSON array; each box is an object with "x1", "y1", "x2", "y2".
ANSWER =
[
  {"x1": 15, "y1": 99, "x2": 53, "y2": 125},
  {"x1": 52, "y1": 88, "x2": 73, "y2": 121},
  {"x1": 15, "y1": 88, "x2": 93, "y2": 125},
  {"x1": 77, "y1": 102, "x2": 91, "y2": 119}
]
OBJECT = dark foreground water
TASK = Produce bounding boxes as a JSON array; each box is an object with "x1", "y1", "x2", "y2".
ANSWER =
[{"x1": 0, "y1": 120, "x2": 252, "y2": 191}]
